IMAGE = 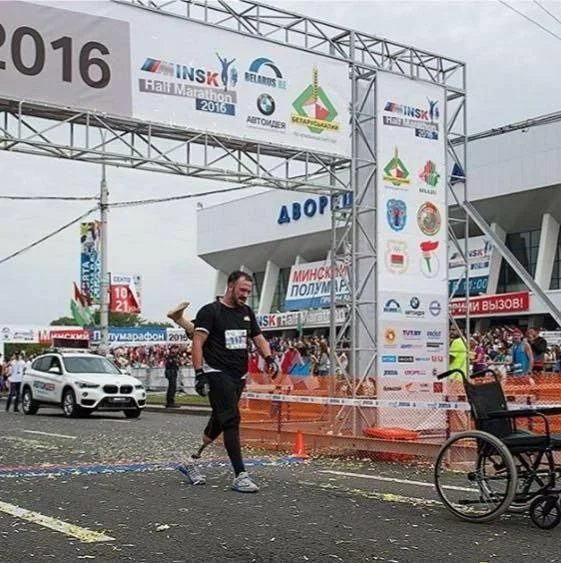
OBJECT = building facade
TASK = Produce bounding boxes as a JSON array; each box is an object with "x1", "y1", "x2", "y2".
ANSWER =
[{"x1": 197, "y1": 116, "x2": 561, "y2": 332}]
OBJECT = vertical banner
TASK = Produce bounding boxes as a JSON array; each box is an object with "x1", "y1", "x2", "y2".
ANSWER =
[
  {"x1": 110, "y1": 273, "x2": 142, "y2": 314},
  {"x1": 376, "y1": 72, "x2": 448, "y2": 429},
  {"x1": 80, "y1": 221, "x2": 101, "y2": 304}
]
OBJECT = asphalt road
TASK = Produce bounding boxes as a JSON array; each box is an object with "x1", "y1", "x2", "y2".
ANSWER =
[{"x1": 0, "y1": 406, "x2": 559, "y2": 563}]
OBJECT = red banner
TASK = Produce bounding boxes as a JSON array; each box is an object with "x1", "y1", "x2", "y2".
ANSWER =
[
  {"x1": 451, "y1": 291, "x2": 530, "y2": 317},
  {"x1": 39, "y1": 328, "x2": 90, "y2": 344},
  {"x1": 110, "y1": 285, "x2": 141, "y2": 314}
]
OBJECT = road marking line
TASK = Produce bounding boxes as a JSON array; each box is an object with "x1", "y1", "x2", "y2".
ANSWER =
[
  {"x1": 0, "y1": 500, "x2": 114, "y2": 543},
  {"x1": 299, "y1": 480, "x2": 440, "y2": 507},
  {"x1": 320, "y1": 469, "x2": 473, "y2": 493},
  {"x1": 23, "y1": 430, "x2": 77, "y2": 440},
  {"x1": 0, "y1": 456, "x2": 303, "y2": 478}
]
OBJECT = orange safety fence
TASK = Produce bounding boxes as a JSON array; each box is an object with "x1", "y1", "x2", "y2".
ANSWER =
[{"x1": 240, "y1": 371, "x2": 561, "y2": 457}]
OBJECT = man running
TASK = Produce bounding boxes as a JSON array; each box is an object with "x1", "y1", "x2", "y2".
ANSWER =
[{"x1": 169, "y1": 271, "x2": 278, "y2": 492}]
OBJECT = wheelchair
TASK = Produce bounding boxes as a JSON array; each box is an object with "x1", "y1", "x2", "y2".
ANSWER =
[{"x1": 434, "y1": 368, "x2": 561, "y2": 529}]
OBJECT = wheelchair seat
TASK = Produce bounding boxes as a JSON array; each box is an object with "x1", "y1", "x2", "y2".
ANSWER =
[
  {"x1": 501, "y1": 430, "x2": 561, "y2": 451},
  {"x1": 465, "y1": 374, "x2": 561, "y2": 452}
]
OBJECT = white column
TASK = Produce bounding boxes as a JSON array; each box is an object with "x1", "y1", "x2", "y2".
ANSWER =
[
  {"x1": 214, "y1": 270, "x2": 228, "y2": 299},
  {"x1": 535, "y1": 213, "x2": 560, "y2": 290},
  {"x1": 486, "y1": 222, "x2": 506, "y2": 295},
  {"x1": 258, "y1": 260, "x2": 280, "y2": 314},
  {"x1": 294, "y1": 255, "x2": 307, "y2": 265},
  {"x1": 240, "y1": 264, "x2": 253, "y2": 275}
]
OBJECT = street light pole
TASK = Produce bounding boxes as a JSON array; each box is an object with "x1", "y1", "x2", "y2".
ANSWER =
[{"x1": 99, "y1": 159, "x2": 109, "y2": 355}]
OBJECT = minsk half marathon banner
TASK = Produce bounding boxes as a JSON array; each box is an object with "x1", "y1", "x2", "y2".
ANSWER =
[
  {"x1": 89, "y1": 327, "x2": 166, "y2": 345},
  {"x1": 375, "y1": 72, "x2": 448, "y2": 429},
  {"x1": 284, "y1": 260, "x2": 350, "y2": 311},
  {"x1": 0, "y1": 1, "x2": 350, "y2": 157},
  {"x1": 80, "y1": 221, "x2": 101, "y2": 304}
]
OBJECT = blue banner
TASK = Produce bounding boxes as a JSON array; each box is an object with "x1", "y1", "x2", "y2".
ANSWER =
[{"x1": 89, "y1": 327, "x2": 167, "y2": 344}]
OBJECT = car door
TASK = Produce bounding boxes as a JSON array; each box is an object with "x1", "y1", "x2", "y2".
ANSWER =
[
  {"x1": 45, "y1": 356, "x2": 65, "y2": 404},
  {"x1": 29, "y1": 356, "x2": 56, "y2": 403},
  {"x1": 34, "y1": 355, "x2": 64, "y2": 404}
]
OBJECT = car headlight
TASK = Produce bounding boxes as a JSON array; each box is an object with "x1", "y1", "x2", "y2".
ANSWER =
[
  {"x1": 134, "y1": 384, "x2": 144, "y2": 390},
  {"x1": 76, "y1": 382, "x2": 100, "y2": 389}
]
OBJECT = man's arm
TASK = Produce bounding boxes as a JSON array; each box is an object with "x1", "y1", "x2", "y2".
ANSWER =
[
  {"x1": 525, "y1": 341, "x2": 534, "y2": 371},
  {"x1": 253, "y1": 334, "x2": 279, "y2": 378},
  {"x1": 252, "y1": 333, "x2": 272, "y2": 359},
  {"x1": 191, "y1": 330, "x2": 208, "y2": 371}
]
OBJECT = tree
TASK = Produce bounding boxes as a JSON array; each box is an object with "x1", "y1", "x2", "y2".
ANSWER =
[
  {"x1": 49, "y1": 312, "x2": 172, "y2": 328},
  {"x1": 50, "y1": 316, "x2": 79, "y2": 326}
]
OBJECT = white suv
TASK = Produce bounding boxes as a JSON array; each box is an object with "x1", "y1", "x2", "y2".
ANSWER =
[{"x1": 21, "y1": 351, "x2": 146, "y2": 418}]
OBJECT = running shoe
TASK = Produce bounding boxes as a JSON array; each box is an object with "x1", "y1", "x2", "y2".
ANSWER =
[
  {"x1": 232, "y1": 471, "x2": 259, "y2": 493},
  {"x1": 178, "y1": 457, "x2": 206, "y2": 485}
]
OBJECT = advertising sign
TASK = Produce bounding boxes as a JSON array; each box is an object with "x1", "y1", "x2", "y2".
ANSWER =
[
  {"x1": 256, "y1": 308, "x2": 347, "y2": 330},
  {"x1": 449, "y1": 235, "x2": 493, "y2": 297},
  {"x1": 110, "y1": 273, "x2": 142, "y2": 314},
  {"x1": 450, "y1": 292, "x2": 530, "y2": 318},
  {"x1": 1, "y1": 1, "x2": 350, "y2": 157},
  {"x1": 88, "y1": 327, "x2": 166, "y2": 345},
  {"x1": 376, "y1": 72, "x2": 448, "y2": 428},
  {"x1": 80, "y1": 221, "x2": 101, "y2": 303},
  {"x1": 0, "y1": 1, "x2": 132, "y2": 115},
  {"x1": 284, "y1": 260, "x2": 350, "y2": 311}
]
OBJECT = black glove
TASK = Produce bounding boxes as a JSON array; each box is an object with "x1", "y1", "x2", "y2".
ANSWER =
[
  {"x1": 195, "y1": 369, "x2": 209, "y2": 397},
  {"x1": 265, "y1": 355, "x2": 280, "y2": 379}
]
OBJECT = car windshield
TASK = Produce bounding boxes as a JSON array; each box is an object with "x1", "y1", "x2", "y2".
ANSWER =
[{"x1": 63, "y1": 356, "x2": 121, "y2": 375}]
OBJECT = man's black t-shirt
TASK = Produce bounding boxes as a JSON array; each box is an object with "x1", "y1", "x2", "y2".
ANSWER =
[{"x1": 195, "y1": 300, "x2": 261, "y2": 378}]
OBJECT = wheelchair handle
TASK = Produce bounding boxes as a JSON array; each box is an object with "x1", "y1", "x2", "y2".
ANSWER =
[{"x1": 436, "y1": 368, "x2": 464, "y2": 381}]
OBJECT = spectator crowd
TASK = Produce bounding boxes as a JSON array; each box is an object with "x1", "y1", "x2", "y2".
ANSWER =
[{"x1": 467, "y1": 325, "x2": 561, "y2": 376}]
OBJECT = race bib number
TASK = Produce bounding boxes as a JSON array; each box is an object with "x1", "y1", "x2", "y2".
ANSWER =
[{"x1": 225, "y1": 329, "x2": 247, "y2": 350}]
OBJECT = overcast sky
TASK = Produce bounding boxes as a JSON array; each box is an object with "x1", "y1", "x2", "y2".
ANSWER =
[{"x1": 1, "y1": 0, "x2": 561, "y2": 326}]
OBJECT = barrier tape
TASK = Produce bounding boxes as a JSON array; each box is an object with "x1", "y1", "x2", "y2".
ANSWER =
[
  {"x1": 242, "y1": 392, "x2": 561, "y2": 412},
  {"x1": 242, "y1": 392, "x2": 470, "y2": 411}
]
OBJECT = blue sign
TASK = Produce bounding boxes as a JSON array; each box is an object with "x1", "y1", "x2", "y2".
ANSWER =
[
  {"x1": 80, "y1": 253, "x2": 101, "y2": 303},
  {"x1": 277, "y1": 193, "x2": 352, "y2": 225},
  {"x1": 89, "y1": 327, "x2": 167, "y2": 344}
]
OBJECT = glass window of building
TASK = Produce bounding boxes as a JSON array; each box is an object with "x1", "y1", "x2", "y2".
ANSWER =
[
  {"x1": 271, "y1": 267, "x2": 291, "y2": 312},
  {"x1": 497, "y1": 229, "x2": 540, "y2": 293},
  {"x1": 550, "y1": 230, "x2": 561, "y2": 290},
  {"x1": 250, "y1": 271, "x2": 265, "y2": 310}
]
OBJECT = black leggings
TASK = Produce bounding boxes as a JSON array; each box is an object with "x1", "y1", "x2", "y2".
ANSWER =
[{"x1": 204, "y1": 372, "x2": 245, "y2": 476}]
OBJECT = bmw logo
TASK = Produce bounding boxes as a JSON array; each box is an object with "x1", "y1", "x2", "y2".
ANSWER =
[
  {"x1": 410, "y1": 297, "x2": 420, "y2": 310},
  {"x1": 257, "y1": 93, "x2": 275, "y2": 116}
]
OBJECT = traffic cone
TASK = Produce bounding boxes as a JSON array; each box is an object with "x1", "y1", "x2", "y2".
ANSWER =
[{"x1": 292, "y1": 430, "x2": 309, "y2": 459}]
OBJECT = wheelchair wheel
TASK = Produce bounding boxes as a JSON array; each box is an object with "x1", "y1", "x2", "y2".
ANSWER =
[
  {"x1": 435, "y1": 430, "x2": 517, "y2": 523},
  {"x1": 529, "y1": 495, "x2": 561, "y2": 530}
]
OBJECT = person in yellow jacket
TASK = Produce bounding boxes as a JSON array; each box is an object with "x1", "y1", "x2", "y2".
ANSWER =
[{"x1": 449, "y1": 325, "x2": 468, "y2": 382}]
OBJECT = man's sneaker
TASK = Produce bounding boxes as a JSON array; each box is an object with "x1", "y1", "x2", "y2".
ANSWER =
[
  {"x1": 178, "y1": 457, "x2": 206, "y2": 485},
  {"x1": 232, "y1": 471, "x2": 259, "y2": 493},
  {"x1": 167, "y1": 301, "x2": 190, "y2": 323}
]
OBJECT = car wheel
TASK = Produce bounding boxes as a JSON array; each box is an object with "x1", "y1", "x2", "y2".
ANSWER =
[
  {"x1": 124, "y1": 408, "x2": 141, "y2": 419},
  {"x1": 62, "y1": 388, "x2": 79, "y2": 418},
  {"x1": 22, "y1": 387, "x2": 39, "y2": 415}
]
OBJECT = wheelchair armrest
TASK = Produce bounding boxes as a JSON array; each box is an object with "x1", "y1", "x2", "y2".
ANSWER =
[
  {"x1": 488, "y1": 409, "x2": 552, "y2": 439},
  {"x1": 489, "y1": 407, "x2": 561, "y2": 417}
]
